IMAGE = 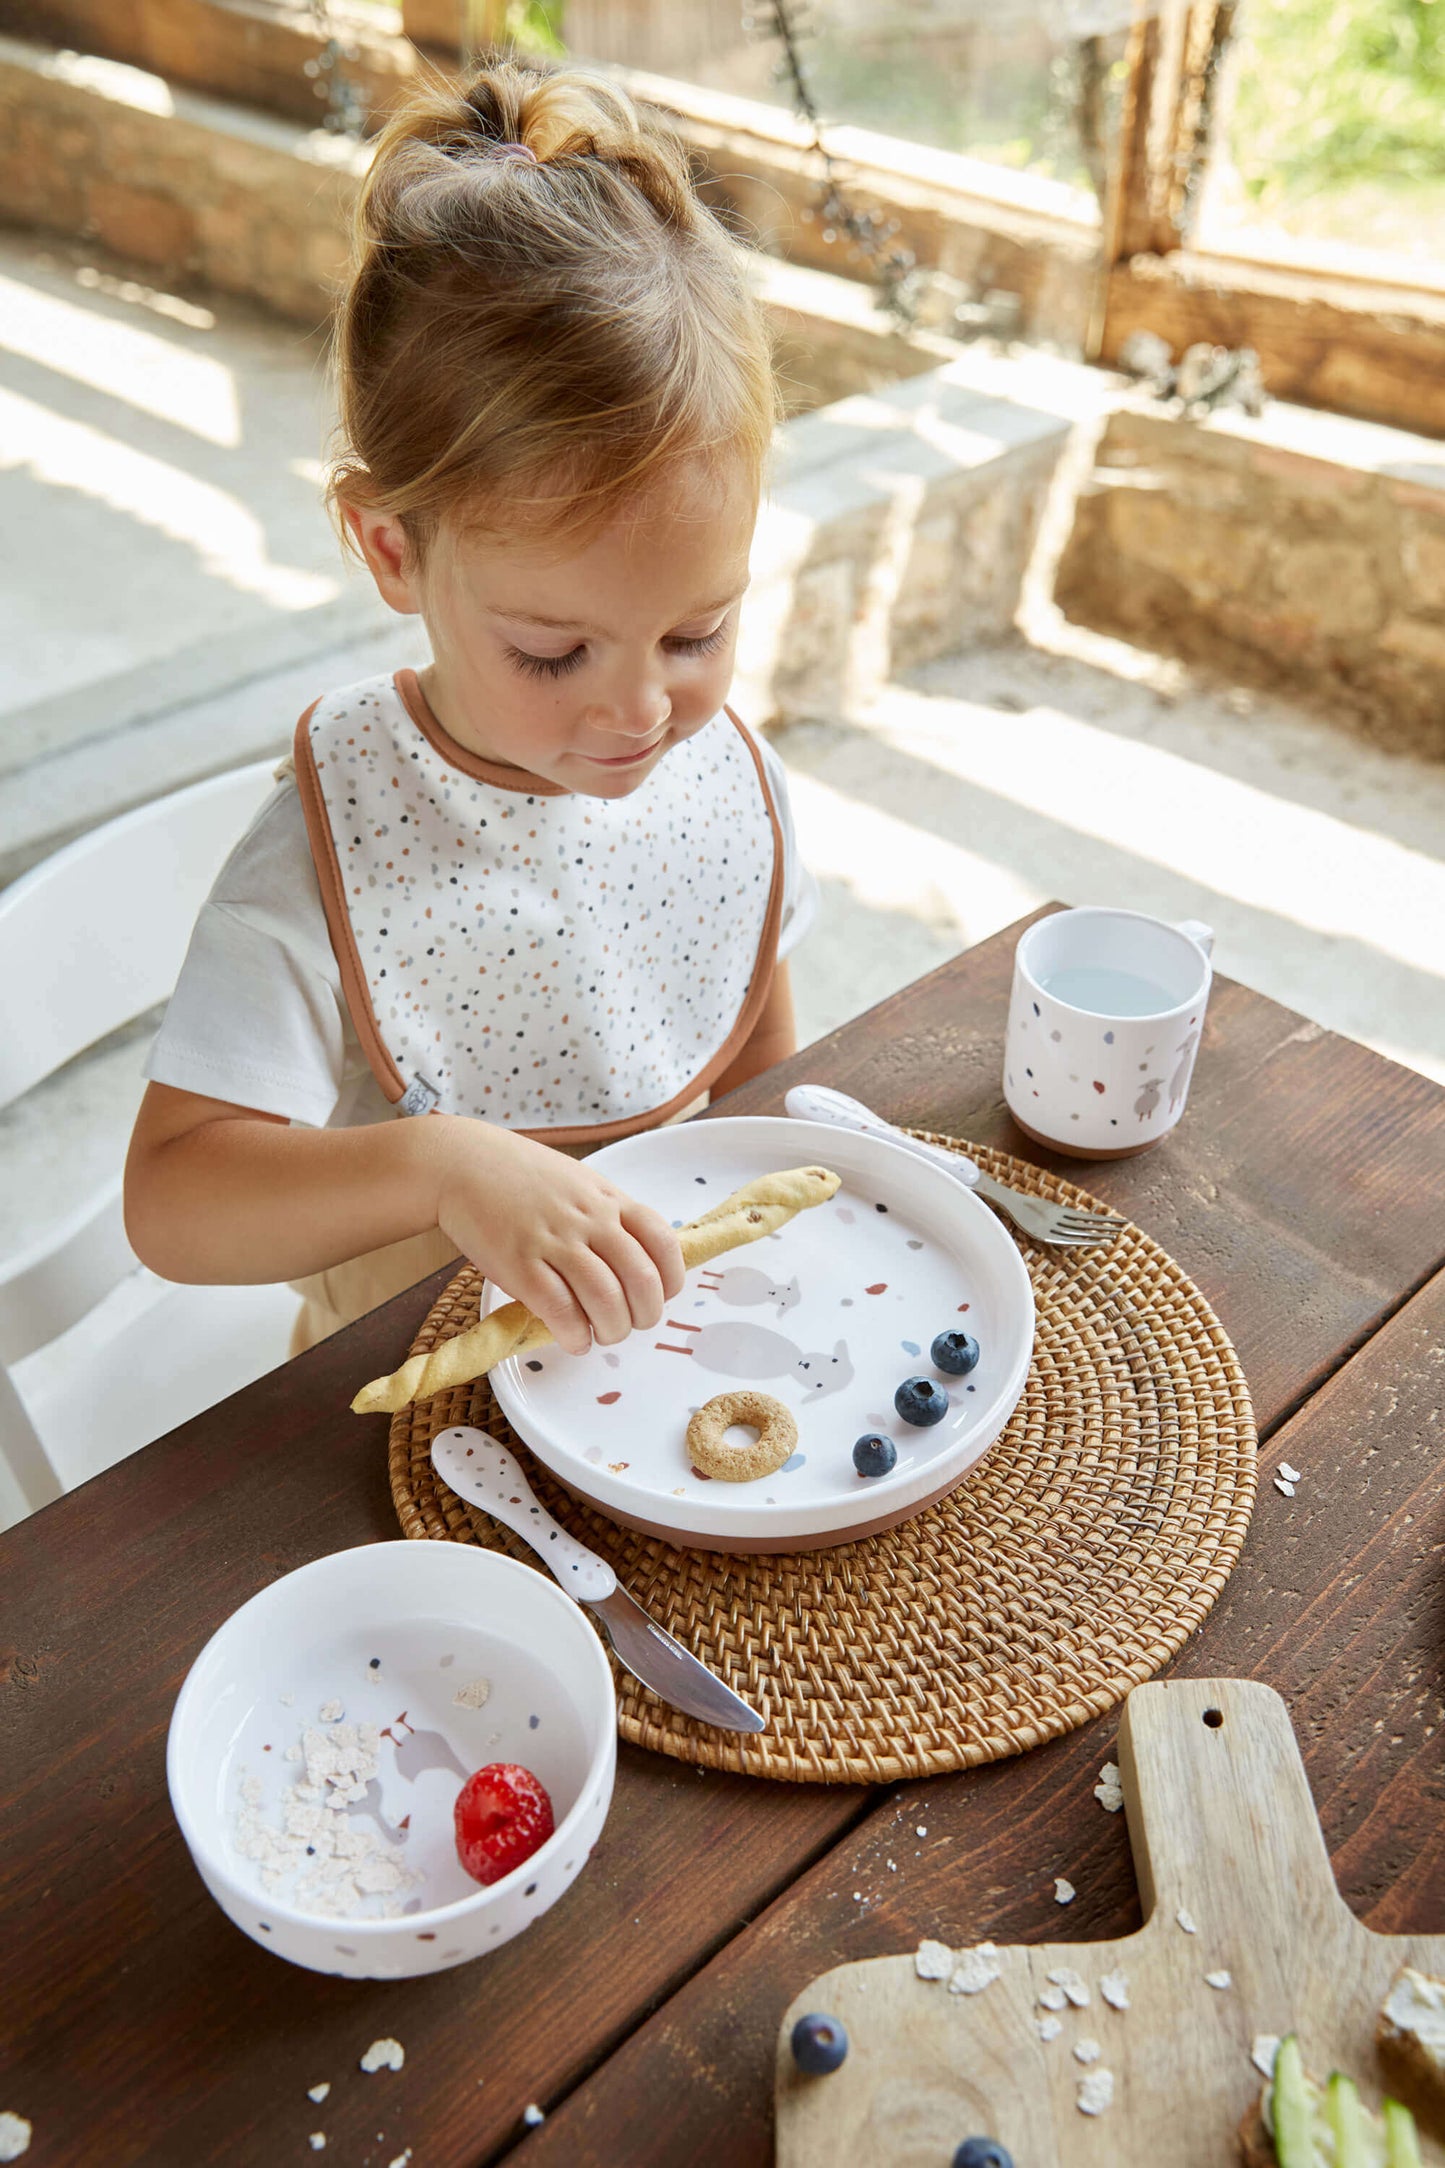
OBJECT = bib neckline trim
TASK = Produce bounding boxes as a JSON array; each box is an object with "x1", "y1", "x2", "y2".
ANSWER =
[{"x1": 393, "y1": 667, "x2": 570, "y2": 795}]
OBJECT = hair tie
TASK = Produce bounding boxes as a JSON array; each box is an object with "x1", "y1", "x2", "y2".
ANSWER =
[{"x1": 485, "y1": 141, "x2": 538, "y2": 165}]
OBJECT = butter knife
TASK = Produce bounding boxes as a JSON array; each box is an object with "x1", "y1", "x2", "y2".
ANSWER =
[{"x1": 431, "y1": 1427, "x2": 766, "y2": 1734}]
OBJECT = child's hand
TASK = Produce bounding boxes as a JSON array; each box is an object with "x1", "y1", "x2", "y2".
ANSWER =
[{"x1": 430, "y1": 1120, "x2": 686, "y2": 1357}]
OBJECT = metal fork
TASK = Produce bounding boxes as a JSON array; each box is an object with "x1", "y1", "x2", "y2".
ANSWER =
[{"x1": 783, "y1": 1084, "x2": 1127, "y2": 1250}]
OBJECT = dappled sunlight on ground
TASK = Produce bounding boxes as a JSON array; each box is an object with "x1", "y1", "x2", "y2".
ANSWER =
[
  {"x1": 782, "y1": 641, "x2": 1445, "y2": 1086},
  {"x1": 0, "y1": 230, "x2": 346, "y2": 715}
]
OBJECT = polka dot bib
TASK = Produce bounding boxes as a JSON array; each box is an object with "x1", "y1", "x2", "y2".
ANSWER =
[{"x1": 294, "y1": 670, "x2": 783, "y2": 1142}]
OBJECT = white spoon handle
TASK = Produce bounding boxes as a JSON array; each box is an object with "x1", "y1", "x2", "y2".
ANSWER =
[
  {"x1": 432, "y1": 1427, "x2": 617, "y2": 1603},
  {"x1": 783, "y1": 1083, "x2": 980, "y2": 1187}
]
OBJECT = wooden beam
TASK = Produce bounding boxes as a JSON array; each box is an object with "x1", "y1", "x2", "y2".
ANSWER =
[{"x1": 1102, "y1": 250, "x2": 1445, "y2": 438}]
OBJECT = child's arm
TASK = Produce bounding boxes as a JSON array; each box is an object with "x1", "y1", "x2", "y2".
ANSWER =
[
  {"x1": 711, "y1": 960, "x2": 797, "y2": 1100},
  {"x1": 124, "y1": 1083, "x2": 684, "y2": 1356}
]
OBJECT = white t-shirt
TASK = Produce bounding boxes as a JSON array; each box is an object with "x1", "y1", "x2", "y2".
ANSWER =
[{"x1": 143, "y1": 723, "x2": 817, "y2": 1131}]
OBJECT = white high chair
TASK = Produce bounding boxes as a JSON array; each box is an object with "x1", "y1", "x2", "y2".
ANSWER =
[{"x1": 0, "y1": 763, "x2": 301, "y2": 1529}]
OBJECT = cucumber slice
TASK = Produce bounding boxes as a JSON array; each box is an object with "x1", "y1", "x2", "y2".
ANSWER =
[
  {"x1": 1271, "y1": 2037, "x2": 1316, "y2": 2168},
  {"x1": 1326, "y1": 2072, "x2": 1371, "y2": 2168},
  {"x1": 1383, "y1": 2099, "x2": 1423, "y2": 2168}
]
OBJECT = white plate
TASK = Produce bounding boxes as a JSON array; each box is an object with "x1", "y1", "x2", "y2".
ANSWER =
[{"x1": 486, "y1": 1117, "x2": 1035, "y2": 1549}]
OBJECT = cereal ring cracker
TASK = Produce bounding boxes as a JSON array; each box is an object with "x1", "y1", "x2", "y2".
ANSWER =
[{"x1": 686, "y1": 1391, "x2": 798, "y2": 1483}]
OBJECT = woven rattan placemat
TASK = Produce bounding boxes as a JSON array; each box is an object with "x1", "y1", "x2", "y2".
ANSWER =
[{"x1": 389, "y1": 1134, "x2": 1256, "y2": 1784}]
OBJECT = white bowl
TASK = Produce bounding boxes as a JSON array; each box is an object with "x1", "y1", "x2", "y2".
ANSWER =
[
  {"x1": 167, "y1": 1542, "x2": 615, "y2": 1978},
  {"x1": 488, "y1": 1117, "x2": 1036, "y2": 1551}
]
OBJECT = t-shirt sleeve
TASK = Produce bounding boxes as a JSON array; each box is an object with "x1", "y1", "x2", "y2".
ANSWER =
[
  {"x1": 756, "y1": 734, "x2": 819, "y2": 962},
  {"x1": 141, "y1": 779, "x2": 352, "y2": 1127}
]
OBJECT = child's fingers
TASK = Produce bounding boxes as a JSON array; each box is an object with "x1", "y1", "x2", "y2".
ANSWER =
[
  {"x1": 559, "y1": 1244, "x2": 635, "y2": 1348},
  {"x1": 520, "y1": 1260, "x2": 593, "y2": 1359},
  {"x1": 590, "y1": 1223, "x2": 667, "y2": 1335},
  {"x1": 621, "y1": 1200, "x2": 687, "y2": 1301}
]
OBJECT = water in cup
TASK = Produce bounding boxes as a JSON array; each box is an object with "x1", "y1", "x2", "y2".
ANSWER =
[{"x1": 1040, "y1": 964, "x2": 1179, "y2": 1018}]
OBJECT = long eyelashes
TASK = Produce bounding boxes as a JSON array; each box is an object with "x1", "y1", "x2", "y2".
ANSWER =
[
  {"x1": 506, "y1": 625, "x2": 732, "y2": 681},
  {"x1": 670, "y1": 626, "x2": 732, "y2": 660},
  {"x1": 508, "y1": 646, "x2": 586, "y2": 680}
]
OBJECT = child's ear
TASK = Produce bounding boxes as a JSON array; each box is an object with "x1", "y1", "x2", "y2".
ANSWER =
[{"x1": 343, "y1": 504, "x2": 423, "y2": 615}]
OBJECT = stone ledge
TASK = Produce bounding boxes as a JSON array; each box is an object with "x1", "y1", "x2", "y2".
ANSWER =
[
  {"x1": 1055, "y1": 393, "x2": 1445, "y2": 760},
  {"x1": 738, "y1": 357, "x2": 1073, "y2": 724}
]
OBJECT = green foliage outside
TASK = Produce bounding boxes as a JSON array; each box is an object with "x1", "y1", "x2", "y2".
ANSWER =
[
  {"x1": 495, "y1": 0, "x2": 1445, "y2": 259},
  {"x1": 1230, "y1": 0, "x2": 1445, "y2": 196}
]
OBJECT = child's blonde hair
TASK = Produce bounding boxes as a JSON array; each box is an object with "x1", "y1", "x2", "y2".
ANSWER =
[{"x1": 327, "y1": 60, "x2": 778, "y2": 563}]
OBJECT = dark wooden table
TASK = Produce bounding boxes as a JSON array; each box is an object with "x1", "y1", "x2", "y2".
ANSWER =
[{"x1": 4, "y1": 909, "x2": 1443, "y2": 2167}]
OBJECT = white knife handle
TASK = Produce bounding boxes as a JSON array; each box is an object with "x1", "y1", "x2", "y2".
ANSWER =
[
  {"x1": 783, "y1": 1083, "x2": 980, "y2": 1187},
  {"x1": 432, "y1": 1427, "x2": 617, "y2": 1603}
]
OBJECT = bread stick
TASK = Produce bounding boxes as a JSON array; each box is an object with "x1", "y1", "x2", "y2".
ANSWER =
[{"x1": 351, "y1": 1163, "x2": 840, "y2": 1414}]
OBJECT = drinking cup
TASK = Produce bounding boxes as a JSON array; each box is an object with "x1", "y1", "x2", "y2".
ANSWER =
[{"x1": 1003, "y1": 908, "x2": 1215, "y2": 1158}]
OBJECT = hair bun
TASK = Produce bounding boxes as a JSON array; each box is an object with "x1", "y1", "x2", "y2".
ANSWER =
[{"x1": 331, "y1": 56, "x2": 777, "y2": 562}]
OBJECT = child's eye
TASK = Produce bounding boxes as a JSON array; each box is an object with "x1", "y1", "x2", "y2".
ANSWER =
[
  {"x1": 507, "y1": 645, "x2": 586, "y2": 680},
  {"x1": 666, "y1": 625, "x2": 731, "y2": 658}
]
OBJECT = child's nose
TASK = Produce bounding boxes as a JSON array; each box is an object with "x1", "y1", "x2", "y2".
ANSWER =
[{"x1": 602, "y1": 683, "x2": 671, "y2": 739}]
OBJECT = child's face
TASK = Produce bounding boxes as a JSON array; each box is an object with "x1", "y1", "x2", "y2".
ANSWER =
[{"x1": 348, "y1": 457, "x2": 757, "y2": 798}]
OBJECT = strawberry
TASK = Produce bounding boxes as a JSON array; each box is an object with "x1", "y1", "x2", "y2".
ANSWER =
[{"x1": 454, "y1": 1763, "x2": 555, "y2": 1887}]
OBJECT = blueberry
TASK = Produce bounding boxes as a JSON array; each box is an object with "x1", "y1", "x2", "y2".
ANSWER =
[
  {"x1": 952, "y1": 2143, "x2": 1013, "y2": 2168},
  {"x1": 790, "y1": 2013, "x2": 848, "y2": 2075},
  {"x1": 931, "y1": 1329, "x2": 980, "y2": 1377},
  {"x1": 894, "y1": 1376, "x2": 949, "y2": 1427},
  {"x1": 852, "y1": 1433, "x2": 897, "y2": 1479}
]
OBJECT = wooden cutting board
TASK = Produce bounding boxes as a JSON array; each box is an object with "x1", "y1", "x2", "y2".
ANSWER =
[{"x1": 776, "y1": 1678, "x2": 1445, "y2": 2166}]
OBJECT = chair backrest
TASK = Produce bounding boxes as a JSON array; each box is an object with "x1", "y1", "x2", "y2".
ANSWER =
[
  {"x1": 0, "y1": 760, "x2": 279, "y2": 1108},
  {"x1": 0, "y1": 759, "x2": 280, "y2": 1382}
]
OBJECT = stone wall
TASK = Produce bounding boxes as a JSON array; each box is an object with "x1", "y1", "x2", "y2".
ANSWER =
[
  {"x1": 0, "y1": 33, "x2": 1016, "y2": 409},
  {"x1": 0, "y1": 37, "x2": 364, "y2": 320},
  {"x1": 0, "y1": 25, "x2": 1100, "y2": 354},
  {"x1": 739, "y1": 362, "x2": 1069, "y2": 724},
  {"x1": 1054, "y1": 400, "x2": 1445, "y2": 760}
]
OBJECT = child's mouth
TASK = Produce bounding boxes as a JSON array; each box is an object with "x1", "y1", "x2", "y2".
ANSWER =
[{"x1": 581, "y1": 737, "x2": 666, "y2": 768}]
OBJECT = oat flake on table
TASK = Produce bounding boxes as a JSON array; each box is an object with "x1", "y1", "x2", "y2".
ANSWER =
[
  {"x1": 1053, "y1": 1876, "x2": 1076, "y2": 1905},
  {"x1": 1073, "y1": 2039, "x2": 1102, "y2": 2065},
  {"x1": 1206, "y1": 1970, "x2": 1233, "y2": 1990},
  {"x1": 1038, "y1": 1985, "x2": 1069, "y2": 2012},
  {"x1": 360, "y1": 2038, "x2": 405, "y2": 2074},
  {"x1": 1176, "y1": 1907, "x2": 1198, "y2": 1934},
  {"x1": 914, "y1": 1938, "x2": 953, "y2": 1981},
  {"x1": 1037, "y1": 2015, "x2": 1064, "y2": 2042},
  {"x1": 1048, "y1": 1966, "x2": 1090, "y2": 2009},
  {"x1": 948, "y1": 1944, "x2": 1001, "y2": 1996},
  {"x1": 1100, "y1": 1970, "x2": 1130, "y2": 2011},
  {"x1": 1077, "y1": 2069, "x2": 1115, "y2": 2117},
  {"x1": 0, "y1": 2113, "x2": 31, "y2": 2162},
  {"x1": 1093, "y1": 1761, "x2": 1124, "y2": 1813},
  {"x1": 1251, "y1": 2036, "x2": 1281, "y2": 2078},
  {"x1": 307, "y1": 2084, "x2": 330, "y2": 2105}
]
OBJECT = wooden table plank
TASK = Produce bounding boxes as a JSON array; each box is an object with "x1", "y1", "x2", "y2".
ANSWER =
[
  {"x1": 509, "y1": 1266, "x2": 1445, "y2": 2166},
  {"x1": 3, "y1": 915, "x2": 1441, "y2": 2166}
]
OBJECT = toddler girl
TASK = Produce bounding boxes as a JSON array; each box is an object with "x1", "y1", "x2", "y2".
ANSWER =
[{"x1": 124, "y1": 61, "x2": 814, "y2": 1362}]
